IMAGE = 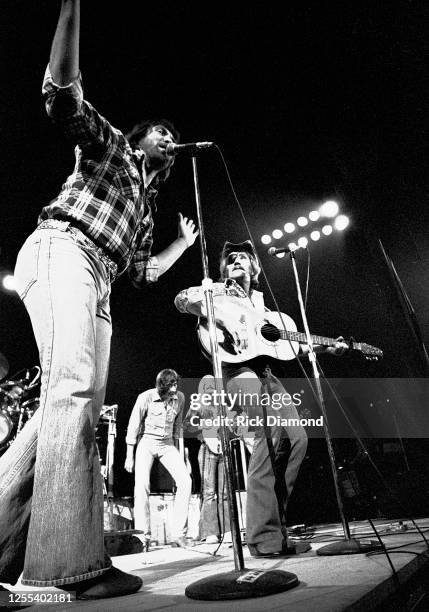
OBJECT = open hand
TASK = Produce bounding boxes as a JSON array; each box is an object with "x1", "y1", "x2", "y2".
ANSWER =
[{"x1": 178, "y1": 212, "x2": 199, "y2": 247}]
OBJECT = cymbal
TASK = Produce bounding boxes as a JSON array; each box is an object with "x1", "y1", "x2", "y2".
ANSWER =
[{"x1": 0, "y1": 353, "x2": 9, "y2": 381}]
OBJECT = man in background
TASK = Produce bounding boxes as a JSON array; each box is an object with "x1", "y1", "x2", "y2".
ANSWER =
[{"x1": 125, "y1": 369, "x2": 192, "y2": 549}]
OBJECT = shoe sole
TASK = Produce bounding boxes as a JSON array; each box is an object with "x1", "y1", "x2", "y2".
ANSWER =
[{"x1": 77, "y1": 578, "x2": 143, "y2": 600}]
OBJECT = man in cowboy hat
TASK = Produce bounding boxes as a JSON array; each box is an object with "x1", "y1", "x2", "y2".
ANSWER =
[{"x1": 175, "y1": 239, "x2": 347, "y2": 557}]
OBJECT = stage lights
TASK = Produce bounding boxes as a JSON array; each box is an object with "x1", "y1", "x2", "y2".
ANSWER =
[
  {"x1": 260, "y1": 198, "x2": 350, "y2": 251},
  {"x1": 322, "y1": 224, "x2": 333, "y2": 236},
  {"x1": 1, "y1": 274, "x2": 15, "y2": 292},
  {"x1": 334, "y1": 215, "x2": 350, "y2": 231},
  {"x1": 319, "y1": 200, "x2": 339, "y2": 218}
]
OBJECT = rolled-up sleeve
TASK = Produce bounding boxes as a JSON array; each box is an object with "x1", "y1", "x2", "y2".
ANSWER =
[
  {"x1": 174, "y1": 283, "x2": 226, "y2": 316},
  {"x1": 127, "y1": 198, "x2": 161, "y2": 287},
  {"x1": 42, "y1": 64, "x2": 119, "y2": 150},
  {"x1": 128, "y1": 244, "x2": 160, "y2": 288},
  {"x1": 42, "y1": 64, "x2": 83, "y2": 120}
]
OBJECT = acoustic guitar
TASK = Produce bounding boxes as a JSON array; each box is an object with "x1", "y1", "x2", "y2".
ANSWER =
[{"x1": 197, "y1": 299, "x2": 382, "y2": 364}]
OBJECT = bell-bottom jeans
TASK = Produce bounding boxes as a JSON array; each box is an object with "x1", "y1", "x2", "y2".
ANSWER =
[
  {"x1": 198, "y1": 443, "x2": 229, "y2": 540},
  {"x1": 0, "y1": 223, "x2": 112, "y2": 586},
  {"x1": 133, "y1": 437, "x2": 192, "y2": 539},
  {"x1": 225, "y1": 368, "x2": 308, "y2": 551}
]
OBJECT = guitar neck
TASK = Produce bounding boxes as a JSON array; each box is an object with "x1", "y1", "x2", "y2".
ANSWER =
[{"x1": 283, "y1": 330, "x2": 359, "y2": 351}]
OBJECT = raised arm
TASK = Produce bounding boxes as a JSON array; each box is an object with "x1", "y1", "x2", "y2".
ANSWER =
[
  {"x1": 44, "y1": 0, "x2": 122, "y2": 150},
  {"x1": 156, "y1": 213, "x2": 198, "y2": 277},
  {"x1": 49, "y1": 0, "x2": 80, "y2": 86},
  {"x1": 128, "y1": 213, "x2": 199, "y2": 288}
]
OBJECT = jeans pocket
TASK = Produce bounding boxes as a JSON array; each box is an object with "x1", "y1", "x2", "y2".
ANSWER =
[{"x1": 14, "y1": 236, "x2": 41, "y2": 300}]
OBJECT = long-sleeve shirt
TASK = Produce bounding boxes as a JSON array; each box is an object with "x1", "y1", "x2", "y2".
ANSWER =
[
  {"x1": 125, "y1": 388, "x2": 185, "y2": 444},
  {"x1": 174, "y1": 279, "x2": 266, "y2": 317},
  {"x1": 39, "y1": 65, "x2": 158, "y2": 286}
]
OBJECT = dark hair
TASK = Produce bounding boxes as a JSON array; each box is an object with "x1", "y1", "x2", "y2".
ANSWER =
[
  {"x1": 126, "y1": 119, "x2": 180, "y2": 186},
  {"x1": 126, "y1": 118, "x2": 180, "y2": 147},
  {"x1": 156, "y1": 368, "x2": 179, "y2": 396}
]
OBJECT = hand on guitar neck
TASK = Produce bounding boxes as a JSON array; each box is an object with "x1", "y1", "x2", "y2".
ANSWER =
[{"x1": 300, "y1": 335, "x2": 349, "y2": 358}]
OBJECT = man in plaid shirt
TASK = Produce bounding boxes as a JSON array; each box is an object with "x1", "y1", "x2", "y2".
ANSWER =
[{"x1": 0, "y1": 0, "x2": 197, "y2": 601}]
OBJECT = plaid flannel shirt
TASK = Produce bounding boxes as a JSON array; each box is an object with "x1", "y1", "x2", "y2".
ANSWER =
[{"x1": 39, "y1": 65, "x2": 159, "y2": 286}]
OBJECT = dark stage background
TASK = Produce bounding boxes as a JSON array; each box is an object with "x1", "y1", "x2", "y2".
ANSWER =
[{"x1": 1, "y1": 1, "x2": 428, "y2": 524}]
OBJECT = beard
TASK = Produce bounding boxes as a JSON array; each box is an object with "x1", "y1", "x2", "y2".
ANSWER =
[{"x1": 145, "y1": 147, "x2": 174, "y2": 172}]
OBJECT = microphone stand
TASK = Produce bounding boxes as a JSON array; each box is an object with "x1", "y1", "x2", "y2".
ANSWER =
[
  {"x1": 287, "y1": 249, "x2": 380, "y2": 556},
  {"x1": 185, "y1": 154, "x2": 298, "y2": 600},
  {"x1": 106, "y1": 406, "x2": 117, "y2": 529}
]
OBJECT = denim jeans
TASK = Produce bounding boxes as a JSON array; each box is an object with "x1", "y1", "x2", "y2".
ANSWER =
[
  {"x1": 0, "y1": 222, "x2": 112, "y2": 586},
  {"x1": 198, "y1": 443, "x2": 229, "y2": 540},
  {"x1": 134, "y1": 437, "x2": 192, "y2": 539},
  {"x1": 225, "y1": 369, "x2": 308, "y2": 551}
]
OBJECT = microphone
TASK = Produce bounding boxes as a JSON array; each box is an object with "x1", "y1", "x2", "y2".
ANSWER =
[
  {"x1": 164, "y1": 142, "x2": 214, "y2": 155},
  {"x1": 268, "y1": 245, "x2": 300, "y2": 256}
]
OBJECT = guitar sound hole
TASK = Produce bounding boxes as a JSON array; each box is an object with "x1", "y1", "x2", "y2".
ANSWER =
[{"x1": 261, "y1": 323, "x2": 281, "y2": 342}]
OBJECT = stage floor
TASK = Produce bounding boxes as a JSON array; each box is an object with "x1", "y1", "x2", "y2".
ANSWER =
[{"x1": 3, "y1": 518, "x2": 429, "y2": 612}]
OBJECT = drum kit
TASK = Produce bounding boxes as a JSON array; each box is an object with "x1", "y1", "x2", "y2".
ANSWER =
[{"x1": 0, "y1": 351, "x2": 41, "y2": 455}]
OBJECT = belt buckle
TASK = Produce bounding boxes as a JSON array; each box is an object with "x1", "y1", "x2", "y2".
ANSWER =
[
  {"x1": 96, "y1": 245, "x2": 117, "y2": 281},
  {"x1": 75, "y1": 231, "x2": 116, "y2": 277},
  {"x1": 38, "y1": 219, "x2": 69, "y2": 232}
]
